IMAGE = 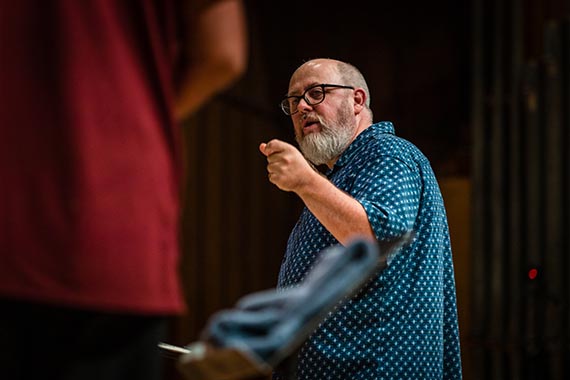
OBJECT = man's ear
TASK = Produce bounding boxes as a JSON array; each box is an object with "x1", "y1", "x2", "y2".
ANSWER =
[{"x1": 353, "y1": 88, "x2": 367, "y2": 114}]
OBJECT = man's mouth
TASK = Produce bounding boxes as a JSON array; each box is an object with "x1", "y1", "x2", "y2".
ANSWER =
[{"x1": 302, "y1": 120, "x2": 320, "y2": 134}]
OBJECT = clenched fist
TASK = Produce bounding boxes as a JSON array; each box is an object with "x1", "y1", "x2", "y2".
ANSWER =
[{"x1": 259, "y1": 139, "x2": 317, "y2": 192}]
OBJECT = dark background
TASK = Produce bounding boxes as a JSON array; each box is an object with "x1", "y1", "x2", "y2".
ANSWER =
[{"x1": 246, "y1": 0, "x2": 471, "y2": 176}]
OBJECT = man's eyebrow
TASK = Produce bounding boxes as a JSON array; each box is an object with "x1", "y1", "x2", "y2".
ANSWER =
[{"x1": 287, "y1": 83, "x2": 321, "y2": 97}]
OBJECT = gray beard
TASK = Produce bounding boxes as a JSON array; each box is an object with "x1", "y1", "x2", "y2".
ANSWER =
[
  {"x1": 297, "y1": 109, "x2": 355, "y2": 165},
  {"x1": 298, "y1": 127, "x2": 352, "y2": 165}
]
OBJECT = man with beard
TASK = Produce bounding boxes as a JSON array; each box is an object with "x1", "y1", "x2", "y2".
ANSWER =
[{"x1": 259, "y1": 58, "x2": 462, "y2": 380}]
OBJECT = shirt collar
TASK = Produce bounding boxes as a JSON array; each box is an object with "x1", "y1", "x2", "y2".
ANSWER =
[{"x1": 332, "y1": 121, "x2": 395, "y2": 170}]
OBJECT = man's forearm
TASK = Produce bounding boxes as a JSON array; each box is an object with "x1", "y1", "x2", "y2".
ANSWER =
[{"x1": 296, "y1": 173, "x2": 375, "y2": 245}]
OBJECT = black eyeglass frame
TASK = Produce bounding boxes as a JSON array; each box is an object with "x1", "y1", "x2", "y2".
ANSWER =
[{"x1": 280, "y1": 83, "x2": 355, "y2": 115}]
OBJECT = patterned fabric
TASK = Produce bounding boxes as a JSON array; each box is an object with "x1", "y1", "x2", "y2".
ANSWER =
[{"x1": 276, "y1": 122, "x2": 462, "y2": 379}]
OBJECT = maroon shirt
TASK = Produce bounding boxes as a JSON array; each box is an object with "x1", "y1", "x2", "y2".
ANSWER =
[{"x1": 0, "y1": 0, "x2": 185, "y2": 314}]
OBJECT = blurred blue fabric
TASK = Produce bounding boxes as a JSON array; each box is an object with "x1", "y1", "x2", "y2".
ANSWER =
[{"x1": 200, "y1": 234, "x2": 412, "y2": 369}]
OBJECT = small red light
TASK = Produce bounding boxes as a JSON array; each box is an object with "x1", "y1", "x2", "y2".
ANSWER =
[{"x1": 528, "y1": 268, "x2": 538, "y2": 280}]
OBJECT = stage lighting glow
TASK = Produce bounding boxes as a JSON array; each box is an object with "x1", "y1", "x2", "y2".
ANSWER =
[{"x1": 528, "y1": 268, "x2": 538, "y2": 280}]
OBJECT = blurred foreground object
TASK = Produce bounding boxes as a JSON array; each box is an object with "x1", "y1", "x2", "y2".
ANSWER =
[{"x1": 172, "y1": 234, "x2": 412, "y2": 380}]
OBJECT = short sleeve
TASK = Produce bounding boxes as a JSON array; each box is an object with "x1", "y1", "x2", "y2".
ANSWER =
[{"x1": 351, "y1": 155, "x2": 421, "y2": 241}]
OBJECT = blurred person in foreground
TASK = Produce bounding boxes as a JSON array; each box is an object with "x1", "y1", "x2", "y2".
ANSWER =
[
  {"x1": 0, "y1": 0, "x2": 248, "y2": 379},
  {"x1": 259, "y1": 58, "x2": 462, "y2": 380}
]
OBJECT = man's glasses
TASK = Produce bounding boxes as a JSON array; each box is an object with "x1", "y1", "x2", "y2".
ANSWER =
[{"x1": 280, "y1": 84, "x2": 355, "y2": 116}]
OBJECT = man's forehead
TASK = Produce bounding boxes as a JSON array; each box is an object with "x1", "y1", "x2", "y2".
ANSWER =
[{"x1": 289, "y1": 62, "x2": 337, "y2": 92}]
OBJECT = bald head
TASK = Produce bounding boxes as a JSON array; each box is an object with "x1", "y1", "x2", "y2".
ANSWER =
[{"x1": 290, "y1": 59, "x2": 372, "y2": 111}]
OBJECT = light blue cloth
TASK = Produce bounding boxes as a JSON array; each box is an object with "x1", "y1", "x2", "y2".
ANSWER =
[
  {"x1": 201, "y1": 240, "x2": 386, "y2": 367},
  {"x1": 277, "y1": 122, "x2": 462, "y2": 380}
]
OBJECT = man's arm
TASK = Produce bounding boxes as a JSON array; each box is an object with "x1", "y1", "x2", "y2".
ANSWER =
[
  {"x1": 259, "y1": 139, "x2": 375, "y2": 245},
  {"x1": 175, "y1": 0, "x2": 248, "y2": 121},
  {"x1": 295, "y1": 172, "x2": 375, "y2": 245}
]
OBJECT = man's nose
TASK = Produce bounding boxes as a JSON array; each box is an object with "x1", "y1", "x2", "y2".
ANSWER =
[{"x1": 296, "y1": 97, "x2": 312, "y2": 112}]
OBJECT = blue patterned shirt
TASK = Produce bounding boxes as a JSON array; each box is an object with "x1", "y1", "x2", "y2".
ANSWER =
[{"x1": 276, "y1": 122, "x2": 462, "y2": 379}]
